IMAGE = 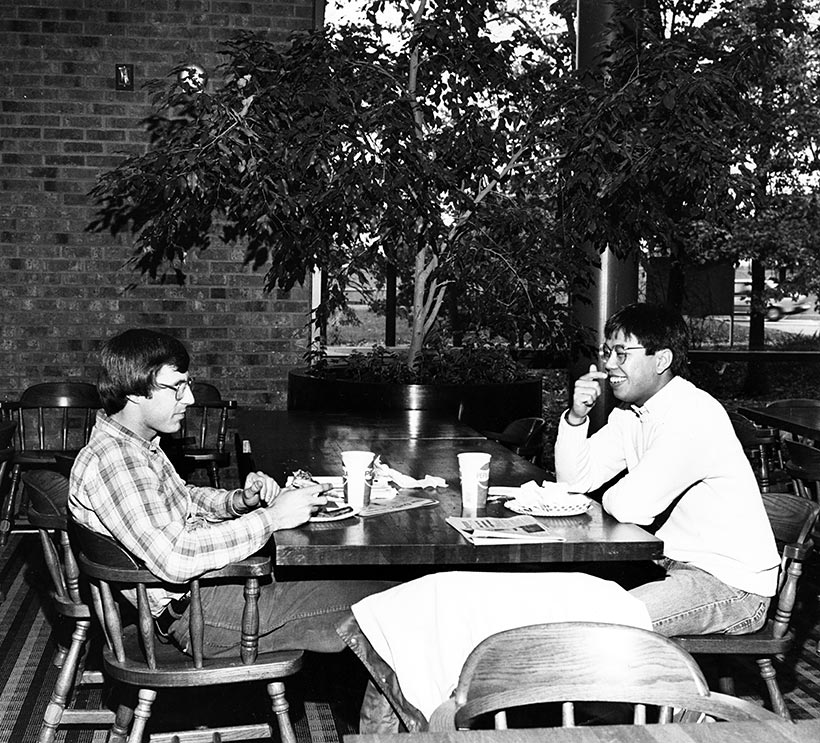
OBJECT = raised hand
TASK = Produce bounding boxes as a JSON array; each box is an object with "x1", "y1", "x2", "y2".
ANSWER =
[{"x1": 568, "y1": 363, "x2": 608, "y2": 424}]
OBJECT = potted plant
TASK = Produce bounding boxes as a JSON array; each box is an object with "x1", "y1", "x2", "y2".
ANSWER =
[
  {"x1": 86, "y1": 0, "x2": 582, "y2": 417},
  {"x1": 287, "y1": 339, "x2": 549, "y2": 430}
]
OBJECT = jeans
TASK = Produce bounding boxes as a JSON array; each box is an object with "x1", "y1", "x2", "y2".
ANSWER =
[
  {"x1": 169, "y1": 579, "x2": 394, "y2": 657},
  {"x1": 629, "y1": 558, "x2": 770, "y2": 637}
]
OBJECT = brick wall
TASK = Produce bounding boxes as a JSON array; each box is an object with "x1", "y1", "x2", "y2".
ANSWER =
[{"x1": 0, "y1": 0, "x2": 323, "y2": 410}]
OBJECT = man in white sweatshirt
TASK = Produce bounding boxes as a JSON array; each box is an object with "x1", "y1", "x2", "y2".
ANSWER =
[{"x1": 555, "y1": 302, "x2": 779, "y2": 636}]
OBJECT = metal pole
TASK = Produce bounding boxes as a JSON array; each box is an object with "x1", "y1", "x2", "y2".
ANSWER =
[
  {"x1": 571, "y1": 0, "x2": 639, "y2": 432},
  {"x1": 385, "y1": 264, "x2": 397, "y2": 346}
]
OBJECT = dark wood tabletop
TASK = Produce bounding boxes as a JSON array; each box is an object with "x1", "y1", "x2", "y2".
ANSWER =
[
  {"x1": 737, "y1": 405, "x2": 820, "y2": 441},
  {"x1": 345, "y1": 719, "x2": 820, "y2": 743},
  {"x1": 237, "y1": 410, "x2": 663, "y2": 568}
]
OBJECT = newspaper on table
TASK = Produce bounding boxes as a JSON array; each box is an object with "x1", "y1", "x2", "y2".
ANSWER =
[
  {"x1": 358, "y1": 492, "x2": 439, "y2": 518},
  {"x1": 446, "y1": 515, "x2": 566, "y2": 545}
]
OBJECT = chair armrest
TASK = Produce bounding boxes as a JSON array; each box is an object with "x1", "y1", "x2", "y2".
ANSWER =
[
  {"x1": 200, "y1": 555, "x2": 271, "y2": 580},
  {"x1": 27, "y1": 508, "x2": 66, "y2": 530},
  {"x1": 783, "y1": 541, "x2": 812, "y2": 560},
  {"x1": 71, "y1": 512, "x2": 271, "y2": 584},
  {"x1": 79, "y1": 554, "x2": 160, "y2": 584},
  {"x1": 427, "y1": 698, "x2": 456, "y2": 731},
  {"x1": 80, "y1": 553, "x2": 272, "y2": 585},
  {"x1": 673, "y1": 691, "x2": 782, "y2": 721}
]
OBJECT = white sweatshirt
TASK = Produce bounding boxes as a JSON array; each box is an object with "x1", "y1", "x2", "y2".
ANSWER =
[{"x1": 555, "y1": 376, "x2": 779, "y2": 597}]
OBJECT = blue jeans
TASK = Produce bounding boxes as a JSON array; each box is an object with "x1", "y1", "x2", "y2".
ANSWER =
[
  {"x1": 170, "y1": 579, "x2": 394, "y2": 658},
  {"x1": 629, "y1": 558, "x2": 770, "y2": 636}
]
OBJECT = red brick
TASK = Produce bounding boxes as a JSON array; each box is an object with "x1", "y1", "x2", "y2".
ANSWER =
[{"x1": 1, "y1": 0, "x2": 318, "y2": 416}]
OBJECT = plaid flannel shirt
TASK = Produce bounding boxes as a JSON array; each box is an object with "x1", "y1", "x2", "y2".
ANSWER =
[{"x1": 69, "y1": 411, "x2": 278, "y2": 615}]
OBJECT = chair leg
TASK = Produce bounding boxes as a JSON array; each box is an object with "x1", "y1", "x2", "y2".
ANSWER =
[
  {"x1": 717, "y1": 673, "x2": 735, "y2": 696},
  {"x1": 52, "y1": 614, "x2": 81, "y2": 668},
  {"x1": 267, "y1": 681, "x2": 297, "y2": 743},
  {"x1": 38, "y1": 620, "x2": 91, "y2": 743},
  {"x1": 109, "y1": 702, "x2": 134, "y2": 743},
  {"x1": 0, "y1": 464, "x2": 21, "y2": 545},
  {"x1": 127, "y1": 688, "x2": 157, "y2": 743},
  {"x1": 757, "y1": 657, "x2": 790, "y2": 721},
  {"x1": 53, "y1": 645, "x2": 69, "y2": 669},
  {"x1": 208, "y1": 463, "x2": 220, "y2": 489},
  {"x1": 757, "y1": 445, "x2": 771, "y2": 493}
]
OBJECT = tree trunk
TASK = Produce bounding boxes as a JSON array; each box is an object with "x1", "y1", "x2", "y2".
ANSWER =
[
  {"x1": 743, "y1": 259, "x2": 769, "y2": 395},
  {"x1": 665, "y1": 258, "x2": 686, "y2": 313}
]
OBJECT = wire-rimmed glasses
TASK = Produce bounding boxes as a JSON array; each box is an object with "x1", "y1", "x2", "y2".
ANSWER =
[
  {"x1": 155, "y1": 377, "x2": 195, "y2": 401},
  {"x1": 598, "y1": 344, "x2": 646, "y2": 365}
]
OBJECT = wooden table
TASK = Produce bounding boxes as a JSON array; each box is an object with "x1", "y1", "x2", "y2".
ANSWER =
[
  {"x1": 237, "y1": 410, "x2": 663, "y2": 568},
  {"x1": 346, "y1": 719, "x2": 820, "y2": 743},
  {"x1": 737, "y1": 405, "x2": 820, "y2": 442}
]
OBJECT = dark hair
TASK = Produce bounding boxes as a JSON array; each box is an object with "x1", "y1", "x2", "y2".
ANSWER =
[
  {"x1": 604, "y1": 303, "x2": 690, "y2": 378},
  {"x1": 98, "y1": 329, "x2": 190, "y2": 414}
]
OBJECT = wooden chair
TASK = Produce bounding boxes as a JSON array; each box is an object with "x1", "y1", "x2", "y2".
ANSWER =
[
  {"x1": 783, "y1": 439, "x2": 820, "y2": 501},
  {"x1": 0, "y1": 381, "x2": 101, "y2": 545},
  {"x1": 728, "y1": 411, "x2": 785, "y2": 493},
  {"x1": 165, "y1": 382, "x2": 237, "y2": 487},
  {"x1": 24, "y1": 470, "x2": 122, "y2": 743},
  {"x1": 71, "y1": 519, "x2": 304, "y2": 743},
  {"x1": 0, "y1": 419, "x2": 16, "y2": 448},
  {"x1": 0, "y1": 446, "x2": 12, "y2": 602},
  {"x1": 427, "y1": 621, "x2": 781, "y2": 731},
  {"x1": 482, "y1": 417, "x2": 546, "y2": 465},
  {"x1": 673, "y1": 492, "x2": 820, "y2": 720},
  {"x1": 0, "y1": 421, "x2": 15, "y2": 538},
  {"x1": 782, "y1": 438, "x2": 820, "y2": 551}
]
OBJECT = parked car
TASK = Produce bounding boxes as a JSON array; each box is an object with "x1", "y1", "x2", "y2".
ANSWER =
[{"x1": 733, "y1": 278, "x2": 812, "y2": 321}]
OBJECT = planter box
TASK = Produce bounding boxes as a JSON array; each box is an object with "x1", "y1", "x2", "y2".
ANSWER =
[{"x1": 287, "y1": 369, "x2": 542, "y2": 432}]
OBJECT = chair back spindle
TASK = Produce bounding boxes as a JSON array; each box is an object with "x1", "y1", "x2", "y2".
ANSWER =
[{"x1": 164, "y1": 382, "x2": 236, "y2": 487}]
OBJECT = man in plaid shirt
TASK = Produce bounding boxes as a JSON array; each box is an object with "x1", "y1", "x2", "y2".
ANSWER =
[{"x1": 68, "y1": 328, "x2": 391, "y2": 659}]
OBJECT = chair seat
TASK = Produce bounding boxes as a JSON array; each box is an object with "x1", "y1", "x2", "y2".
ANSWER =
[
  {"x1": 102, "y1": 626, "x2": 303, "y2": 688},
  {"x1": 674, "y1": 622, "x2": 793, "y2": 656}
]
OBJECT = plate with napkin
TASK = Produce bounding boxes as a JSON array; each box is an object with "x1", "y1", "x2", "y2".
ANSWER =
[{"x1": 499, "y1": 481, "x2": 592, "y2": 517}]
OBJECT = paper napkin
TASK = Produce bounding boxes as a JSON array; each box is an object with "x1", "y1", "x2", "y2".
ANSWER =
[{"x1": 376, "y1": 463, "x2": 447, "y2": 489}]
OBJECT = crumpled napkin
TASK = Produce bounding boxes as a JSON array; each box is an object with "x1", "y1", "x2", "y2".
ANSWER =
[
  {"x1": 513, "y1": 480, "x2": 590, "y2": 509},
  {"x1": 376, "y1": 463, "x2": 447, "y2": 489}
]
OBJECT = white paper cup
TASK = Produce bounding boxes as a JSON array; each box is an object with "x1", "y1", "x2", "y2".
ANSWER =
[
  {"x1": 342, "y1": 450, "x2": 375, "y2": 510},
  {"x1": 458, "y1": 452, "x2": 491, "y2": 516}
]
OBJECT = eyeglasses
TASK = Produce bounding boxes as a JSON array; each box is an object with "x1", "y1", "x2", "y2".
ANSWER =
[
  {"x1": 598, "y1": 344, "x2": 646, "y2": 365},
  {"x1": 155, "y1": 377, "x2": 195, "y2": 401}
]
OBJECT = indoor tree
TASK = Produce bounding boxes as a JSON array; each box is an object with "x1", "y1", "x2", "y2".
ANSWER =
[{"x1": 87, "y1": 0, "x2": 582, "y2": 376}]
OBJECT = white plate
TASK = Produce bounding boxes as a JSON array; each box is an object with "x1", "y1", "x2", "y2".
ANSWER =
[{"x1": 504, "y1": 498, "x2": 592, "y2": 518}]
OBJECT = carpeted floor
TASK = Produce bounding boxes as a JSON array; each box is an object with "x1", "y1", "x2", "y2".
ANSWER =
[{"x1": 2, "y1": 532, "x2": 820, "y2": 741}]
